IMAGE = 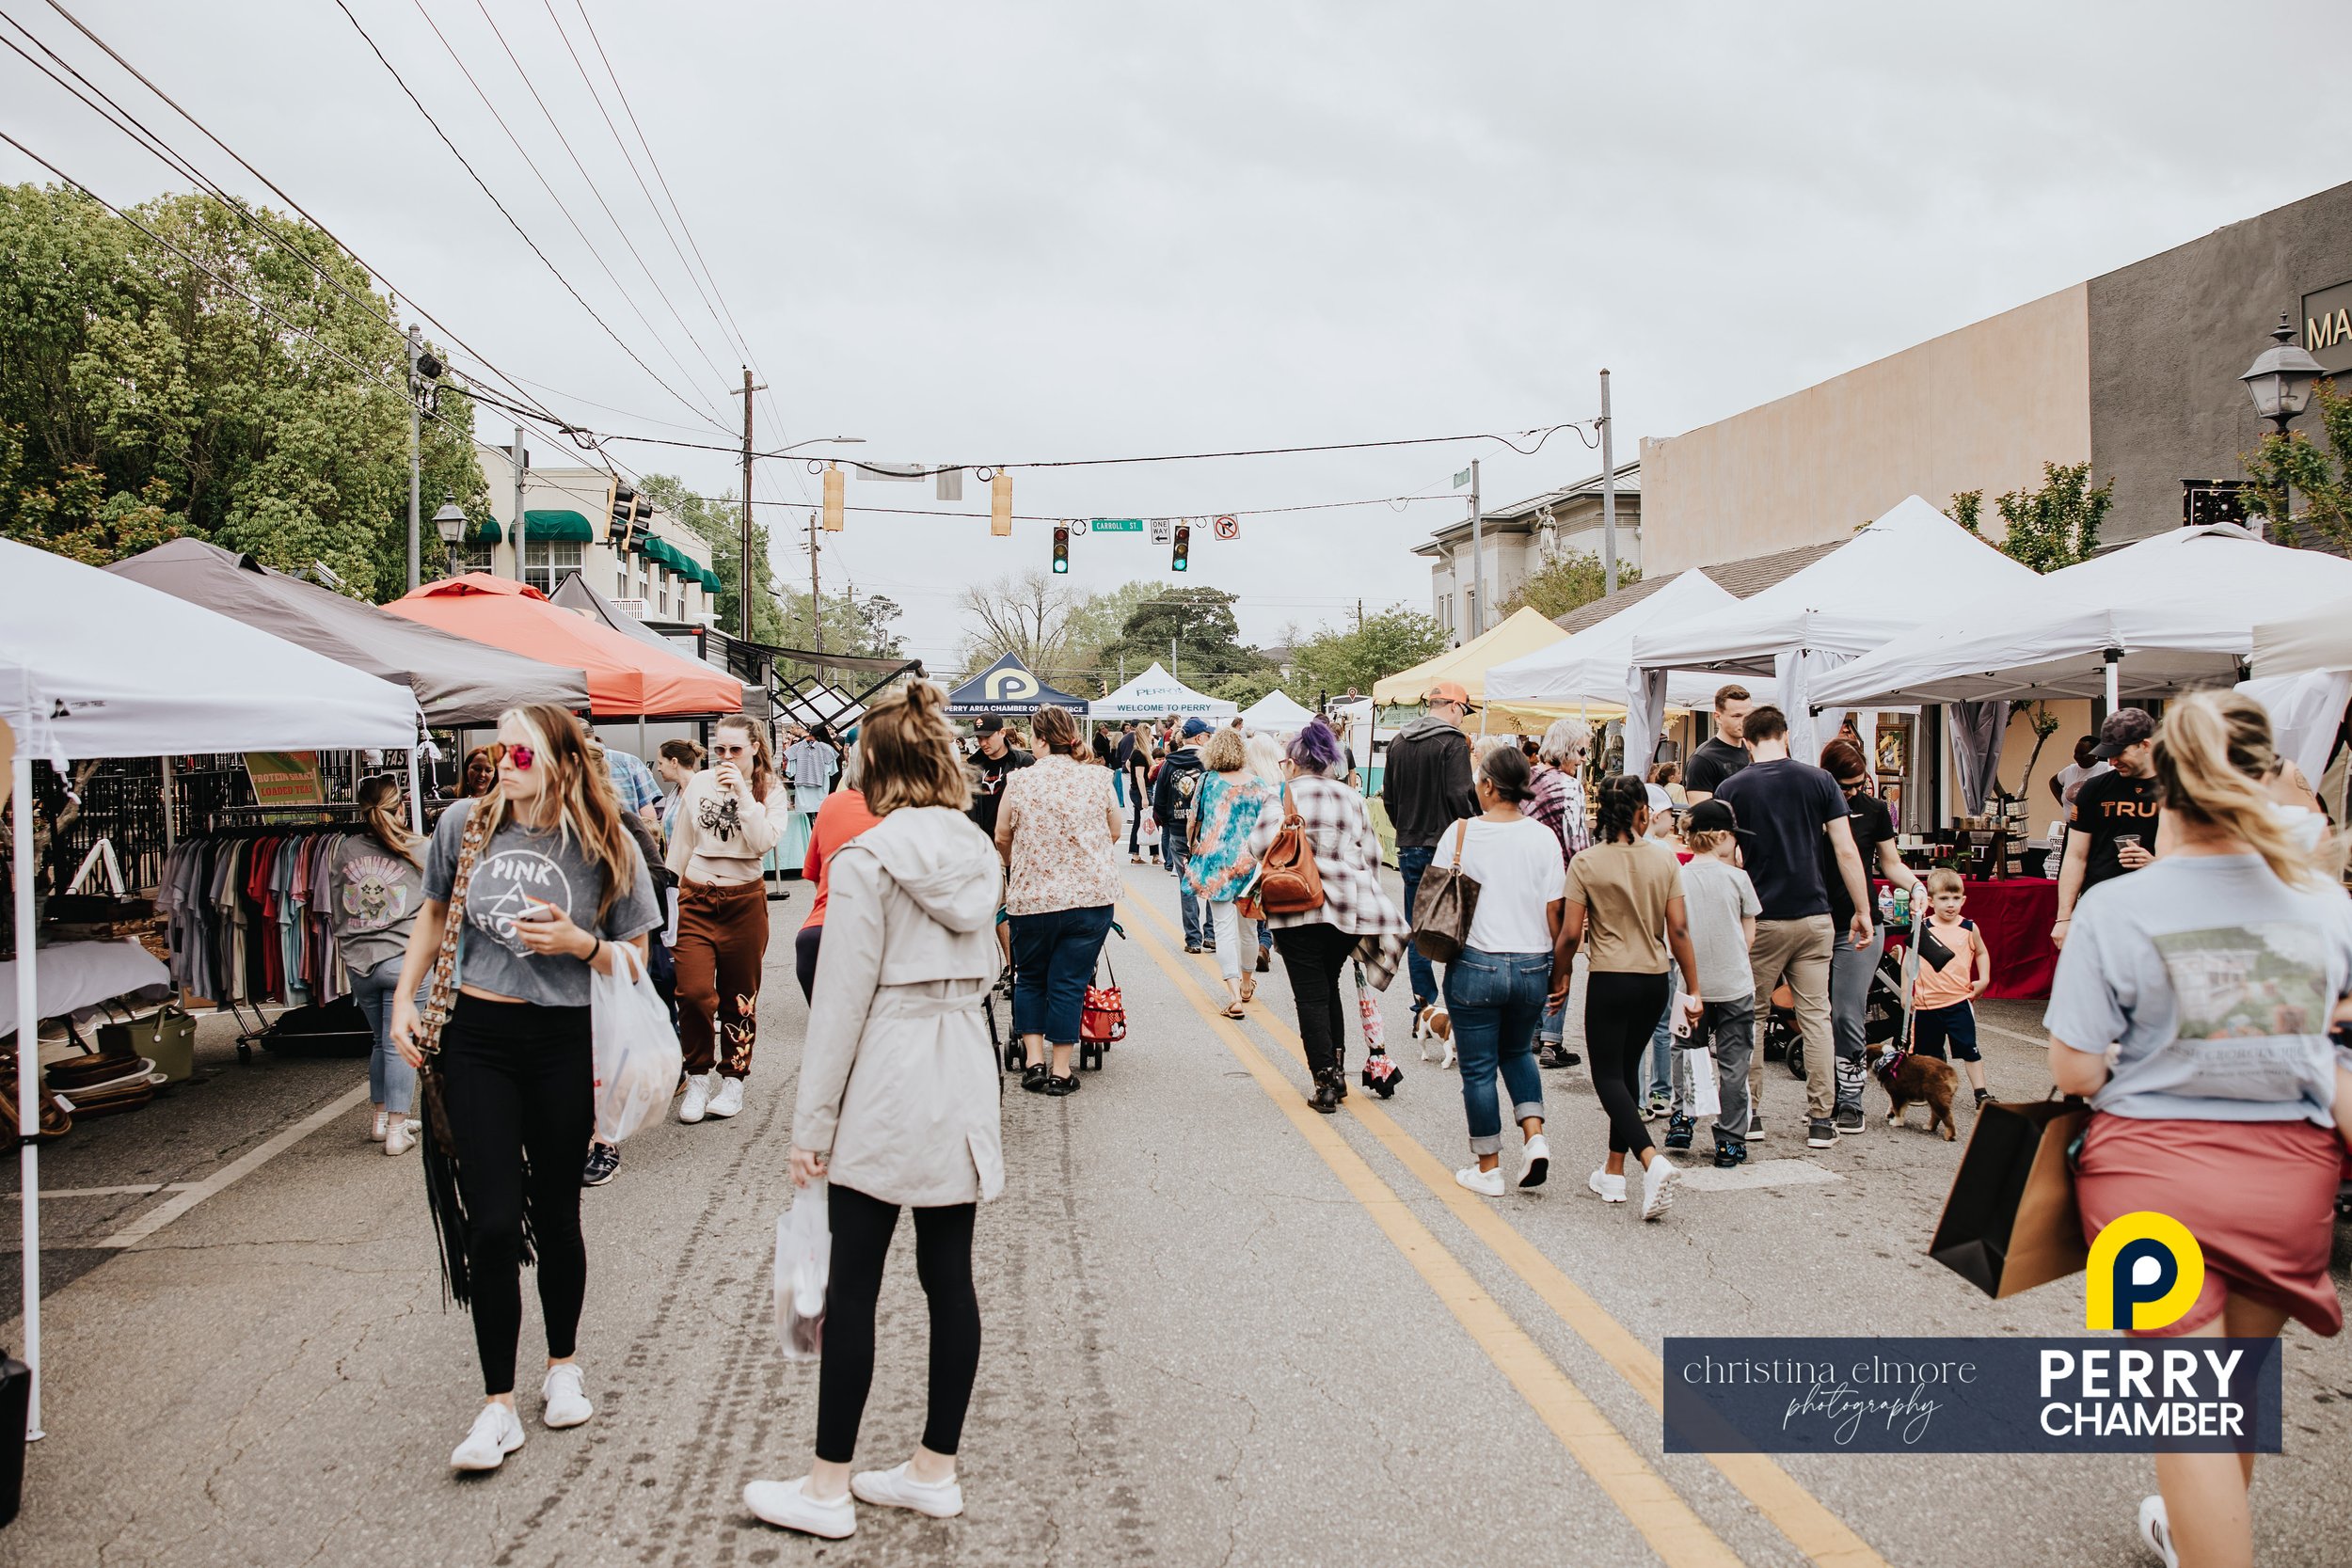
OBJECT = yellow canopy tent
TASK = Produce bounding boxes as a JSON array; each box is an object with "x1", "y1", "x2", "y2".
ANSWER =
[{"x1": 1372, "y1": 607, "x2": 1577, "y2": 732}]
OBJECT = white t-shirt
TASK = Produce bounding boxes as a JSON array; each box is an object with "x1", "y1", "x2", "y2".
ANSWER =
[{"x1": 1442, "y1": 816, "x2": 1566, "y2": 955}]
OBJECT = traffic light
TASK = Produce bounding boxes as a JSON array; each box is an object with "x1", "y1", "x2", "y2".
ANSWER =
[
  {"x1": 822, "y1": 464, "x2": 845, "y2": 531},
  {"x1": 991, "y1": 472, "x2": 1013, "y2": 537},
  {"x1": 1171, "y1": 521, "x2": 1190, "y2": 572},
  {"x1": 1052, "y1": 522, "x2": 1070, "y2": 574},
  {"x1": 606, "y1": 480, "x2": 640, "y2": 547}
]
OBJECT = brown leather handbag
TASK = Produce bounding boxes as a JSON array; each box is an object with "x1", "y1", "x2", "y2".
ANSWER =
[
  {"x1": 1256, "y1": 784, "x2": 1326, "y2": 916},
  {"x1": 1408, "y1": 818, "x2": 1481, "y2": 963}
]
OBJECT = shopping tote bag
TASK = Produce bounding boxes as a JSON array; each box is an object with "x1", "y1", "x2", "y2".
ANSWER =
[
  {"x1": 1927, "y1": 1094, "x2": 2089, "y2": 1299},
  {"x1": 590, "y1": 943, "x2": 684, "y2": 1144}
]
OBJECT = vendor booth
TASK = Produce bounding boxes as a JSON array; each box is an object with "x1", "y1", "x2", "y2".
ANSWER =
[
  {"x1": 1372, "y1": 607, "x2": 1567, "y2": 732},
  {"x1": 944, "y1": 653, "x2": 1090, "y2": 717},
  {"x1": 1485, "y1": 567, "x2": 1737, "y2": 733},
  {"x1": 386, "y1": 573, "x2": 740, "y2": 718},
  {"x1": 2, "y1": 537, "x2": 422, "y2": 1442},
  {"x1": 1090, "y1": 663, "x2": 1233, "y2": 722},
  {"x1": 1238, "y1": 689, "x2": 1315, "y2": 734}
]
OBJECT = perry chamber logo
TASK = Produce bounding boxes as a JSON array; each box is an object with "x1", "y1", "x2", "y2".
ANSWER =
[{"x1": 1663, "y1": 1213, "x2": 2280, "y2": 1455}]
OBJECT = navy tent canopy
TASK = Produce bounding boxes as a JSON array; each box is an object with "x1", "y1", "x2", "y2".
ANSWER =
[{"x1": 945, "y1": 652, "x2": 1089, "y2": 717}]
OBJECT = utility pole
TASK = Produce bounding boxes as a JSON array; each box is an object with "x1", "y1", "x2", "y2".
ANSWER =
[
  {"x1": 1470, "y1": 457, "x2": 1484, "y2": 637},
  {"x1": 1170, "y1": 636, "x2": 1178, "y2": 683},
  {"x1": 405, "y1": 324, "x2": 421, "y2": 593},
  {"x1": 512, "y1": 425, "x2": 528, "y2": 586},
  {"x1": 1356, "y1": 597, "x2": 1363, "y2": 635},
  {"x1": 1599, "y1": 368, "x2": 1618, "y2": 598},
  {"x1": 806, "y1": 511, "x2": 822, "y2": 657},
  {"x1": 729, "y1": 367, "x2": 767, "y2": 642}
]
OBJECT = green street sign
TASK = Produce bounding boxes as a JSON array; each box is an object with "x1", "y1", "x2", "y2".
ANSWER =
[{"x1": 1090, "y1": 518, "x2": 1144, "y2": 532}]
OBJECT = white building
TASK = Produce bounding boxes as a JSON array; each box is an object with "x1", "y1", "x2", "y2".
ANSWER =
[
  {"x1": 455, "y1": 441, "x2": 723, "y2": 627},
  {"x1": 1414, "y1": 465, "x2": 1642, "y2": 641}
]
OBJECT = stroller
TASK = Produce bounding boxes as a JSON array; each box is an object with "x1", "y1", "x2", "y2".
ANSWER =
[{"x1": 1761, "y1": 940, "x2": 1909, "y2": 1081}]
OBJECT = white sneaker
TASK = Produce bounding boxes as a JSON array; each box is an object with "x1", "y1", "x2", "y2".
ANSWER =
[
  {"x1": 1587, "y1": 1168, "x2": 1627, "y2": 1203},
  {"x1": 541, "y1": 1362, "x2": 592, "y2": 1429},
  {"x1": 744, "y1": 1476, "x2": 856, "y2": 1539},
  {"x1": 706, "y1": 1076, "x2": 745, "y2": 1119},
  {"x1": 383, "y1": 1120, "x2": 417, "y2": 1157},
  {"x1": 850, "y1": 1461, "x2": 965, "y2": 1518},
  {"x1": 1641, "y1": 1153, "x2": 1679, "y2": 1222},
  {"x1": 1454, "y1": 1164, "x2": 1505, "y2": 1197},
  {"x1": 1518, "y1": 1133, "x2": 1550, "y2": 1189},
  {"x1": 677, "y1": 1073, "x2": 710, "y2": 1124},
  {"x1": 450, "y1": 1402, "x2": 526, "y2": 1471},
  {"x1": 370, "y1": 1109, "x2": 389, "y2": 1142},
  {"x1": 2137, "y1": 1495, "x2": 2179, "y2": 1568}
]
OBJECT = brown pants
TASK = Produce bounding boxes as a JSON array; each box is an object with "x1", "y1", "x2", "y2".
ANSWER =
[{"x1": 675, "y1": 879, "x2": 769, "y2": 1079}]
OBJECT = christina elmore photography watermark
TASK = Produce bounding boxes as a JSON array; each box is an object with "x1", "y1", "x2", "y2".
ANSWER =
[{"x1": 1662, "y1": 1337, "x2": 2282, "y2": 1454}]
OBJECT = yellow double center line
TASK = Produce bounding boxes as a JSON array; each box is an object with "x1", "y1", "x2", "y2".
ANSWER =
[{"x1": 1120, "y1": 890, "x2": 1886, "y2": 1568}]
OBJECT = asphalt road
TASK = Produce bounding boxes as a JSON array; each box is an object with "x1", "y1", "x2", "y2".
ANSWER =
[{"x1": 3, "y1": 860, "x2": 2348, "y2": 1566}]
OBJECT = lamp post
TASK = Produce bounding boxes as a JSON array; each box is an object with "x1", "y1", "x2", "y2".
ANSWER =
[
  {"x1": 432, "y1": 494, "x2": 469, "y2": 579},
  {"x1": 2240, "y1": 310, "x2": 2325, "y2": 532}
]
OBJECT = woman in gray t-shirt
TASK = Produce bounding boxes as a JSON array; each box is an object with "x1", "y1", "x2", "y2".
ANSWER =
[
  {"x1": 332, "y1": 776, "x2": 428, "y2": 1153},
  {"x1": 388, "y1": 704, "x2": 661, "y2": 1476}
]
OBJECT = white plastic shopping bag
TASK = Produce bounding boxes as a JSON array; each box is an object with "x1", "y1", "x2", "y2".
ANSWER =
[
  {"x1": 773, "y1": 1180, "x2": 830, "y2": 1362},
  {"x1": 589, "y1": 942, "x2": 683, "y2": 1144}
]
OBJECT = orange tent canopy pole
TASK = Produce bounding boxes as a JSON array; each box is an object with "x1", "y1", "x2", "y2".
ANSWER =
[{"x1": 385, "y1": 573, "x2": 741, "y2": 719}]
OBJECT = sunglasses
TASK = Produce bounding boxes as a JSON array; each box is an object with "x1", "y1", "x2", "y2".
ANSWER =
[
  {"x1": 712, "y1": 743, "x2": 750, "y2": 756},
  {"x1": 507, "y1": 744, "x2": 535, "y2": 771}
]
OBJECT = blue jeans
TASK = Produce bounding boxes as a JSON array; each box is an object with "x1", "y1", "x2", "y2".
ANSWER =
[
  {"x1": 1396, "y1": 844, "x2": 1438, "y2": 1007},
  {"x1": 1442, "y1": 948, "x2": 1549, "y2": 1156},
  {"x1": 347, "y1": 954, "x2": 422, "y2": 1116},
  {"x1": 1009, "y1": 904, "x2": 1116, "y2": 1044},
  {"x1": 1536, "y1": 991, "x2": 1567, "y2": 1046},
  {"x1": 1646, "y1": 996, "x2": 1674, "y2": 1101},
  {"x1": 1163, "y1": 829, "x2": 1203, "y2": 945}
]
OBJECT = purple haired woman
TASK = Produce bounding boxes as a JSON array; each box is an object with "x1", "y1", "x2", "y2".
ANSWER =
[{"x1": 1244, "y1": 719, "x2": 1409, "y2": 1113}]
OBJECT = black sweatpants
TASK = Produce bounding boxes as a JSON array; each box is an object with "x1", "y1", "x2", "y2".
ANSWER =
[
  {"x1": 1274, "y1": 922, "x2": 1356, "y2": 1078},
  {"x1": 1584, "y1": 971, "x2": 1668, "y2": 1157},
  {"x1": 815, "y1": 1183, "x2": 981, "y2": 1465},
  {"x1": 437, "y1": 994, "x2": 594, "y2": 1397}
]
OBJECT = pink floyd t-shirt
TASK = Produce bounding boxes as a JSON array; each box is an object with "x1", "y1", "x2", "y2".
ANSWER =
[{"x1": 422, "y1": 799, "x2": 661, "y2": 1007}]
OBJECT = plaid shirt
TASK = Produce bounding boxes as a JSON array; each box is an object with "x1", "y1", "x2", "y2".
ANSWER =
[
  {"x1": 607, "y1": 748, "x2": 661, "y2": 816},
  {"x1": 1522, "y1": 764, "x2": 1589, "y2": 861},
  {"x1": 1245, "y1": 773, "x2": 1409, "y2": 991}
]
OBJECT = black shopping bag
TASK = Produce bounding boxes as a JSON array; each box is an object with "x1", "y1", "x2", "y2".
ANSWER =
[{"x1": 1928, "y1": 1095, "x2": 2090, "y2": 1299}]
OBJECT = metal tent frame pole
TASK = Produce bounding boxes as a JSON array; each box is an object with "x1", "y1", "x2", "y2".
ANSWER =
[{"x1": 12, "y1": 750, "x2": 44, "y2": 1440}]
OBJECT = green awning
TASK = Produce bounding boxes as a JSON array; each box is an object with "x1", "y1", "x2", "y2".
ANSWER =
[
  {"x1": 699, "y1": 562, "x2": 724, "y2": 593},
  {"x1": 521, "y1": 508, "x2": 595, "y2": 543},
  {"x1": 471, "y1": 516, "x2": 502, "y2": 544}
]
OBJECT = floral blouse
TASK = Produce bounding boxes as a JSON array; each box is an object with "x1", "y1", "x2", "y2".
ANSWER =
[
  {"x1": 996, "y1": 755, "x2": 1120, "y2": 915},
  {"x1": 1186, "y1": 770, "x2": 1275, "y2": 903}
]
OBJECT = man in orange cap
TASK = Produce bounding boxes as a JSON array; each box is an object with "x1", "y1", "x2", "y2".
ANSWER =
[{"x1": 1381, "y1": 679, "x2": 1477, "y2": 1052}]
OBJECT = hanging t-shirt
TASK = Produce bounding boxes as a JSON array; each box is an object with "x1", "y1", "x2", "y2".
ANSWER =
[
  {"x1": 1441, "y1": 816, "x2": 1565, "y2": 956},
  {"x1": 1712, "y1": 757, "x2": 1849, "y2": 922},
  {"x1": 2067, "y1": 768, "x2": 2162, "y2": 890},
  {"x1": 421, "y1": 799, "x2": 663, "y2": 1008}
]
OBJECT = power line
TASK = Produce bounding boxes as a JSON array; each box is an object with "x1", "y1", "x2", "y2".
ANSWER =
[{"x1": 329, "y1": 0, "x2": 734, "y2": 437}]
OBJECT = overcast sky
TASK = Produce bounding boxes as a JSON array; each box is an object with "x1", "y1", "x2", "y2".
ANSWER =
[{"x1": 8, "y1": 2, "x2": 2349, "y2": 676}]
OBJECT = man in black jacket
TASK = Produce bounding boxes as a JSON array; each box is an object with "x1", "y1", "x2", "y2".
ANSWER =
[
  {"x1": 1152, "y1": 717, "x2": 1212, "y2": 950},
  {"x1": 1380, "y1": 680, "x2": 1476, "y2": 1032}
]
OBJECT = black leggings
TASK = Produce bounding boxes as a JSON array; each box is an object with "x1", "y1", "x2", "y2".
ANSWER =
[
  {"x1": 437, "y1": 995, "x2": 594, "y2": 1397},
  {"x1": 795, "y1": 923, "x2": 823, "y2": 1004},
  {"x1": 1584, "y1": 971, "x2": 1667, "y2": 1157},
  {"x1": 815, "y1": 1183, "x2": 981, "y2": 1465},
  {"x1": 1274, "y1": 922, "x2": 1356, "y2": 1078}
]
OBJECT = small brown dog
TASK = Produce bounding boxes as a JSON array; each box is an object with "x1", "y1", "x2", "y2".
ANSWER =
[{"x1": 1867, "y1": 1043, "x2": 1958, "y2": 1141}]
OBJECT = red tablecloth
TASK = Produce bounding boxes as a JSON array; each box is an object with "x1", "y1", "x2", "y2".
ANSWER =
[{"x1": 1928, "y1": 878, "x2": 2058, "y2": 1002}]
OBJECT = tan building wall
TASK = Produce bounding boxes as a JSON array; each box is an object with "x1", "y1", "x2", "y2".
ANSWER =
[{"x1": 1640, "y1": 285, "x2": 2093, "y2": 574}]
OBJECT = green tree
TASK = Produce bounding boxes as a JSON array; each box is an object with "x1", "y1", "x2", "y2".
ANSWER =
[
  {"x1": 1949, "y1": 460, "x2": 2112, "y2": 573},
  {"x1": 1504, "y1": 550, "x2": 1641, "y2": 622},
  {"x1": 637, "y1": 473, "x2": 788, "y2": 642},
  {"x1": 2241, "y1": 379, "x2": 2352, "y2": 554},
  {"x1": 0, "y1": 184, "x2": 483, "y2": 597},
  {"x1": 1287, "y1": 605, "x2": 1447, "y2": 702},
  {"x1": 1110, "y1": 586, "x2": 1263, "y2": 689}
]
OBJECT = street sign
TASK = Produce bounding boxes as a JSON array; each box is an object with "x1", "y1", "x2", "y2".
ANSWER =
[
  {"x1": 1091, "y1": 518, "x2": 1144, "y2": 533},
  {"x1": 1454, "y1": 468, "x2": 1471, "y2": 489},
  {"x1": 1213, "y1": 515, "x2": 1239, "y2": 540},
  {"x1": 1149, "y1": 517, "x2": 1172, "y2": 544}
]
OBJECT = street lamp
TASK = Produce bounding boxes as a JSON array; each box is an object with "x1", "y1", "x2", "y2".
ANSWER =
[
  {"x1": 432, "y1": 494, "x2": 469, "y2": 579},
  {"x1": 2241, "y1": 310, "x2": 2326, "y2": 531}
]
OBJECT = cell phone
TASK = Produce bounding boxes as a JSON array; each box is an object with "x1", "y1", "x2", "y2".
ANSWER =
[{"x1": 518, "y1": 898, "x2": 561, "y2": 924}]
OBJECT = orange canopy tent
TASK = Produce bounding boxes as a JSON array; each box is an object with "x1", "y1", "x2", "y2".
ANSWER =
[{"x1": 386, "y1": 574, "x2": 741, "y2": 718}]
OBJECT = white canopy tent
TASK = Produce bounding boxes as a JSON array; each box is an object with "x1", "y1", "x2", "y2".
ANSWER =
[
  {"x1": 1629, "y1": 496, "x2": 2039, "y2": 768},
  {"x1": 1239, "y1": 689, "x2": 1315, "y2": 733},
  {"x1": 2253, "y1": 597, "x2": 2352, "y2": 678},
  {"x1": 1486, "y1": 567, "x2": 1738, "y2": 716},
  {"x1": 1091, "y1": 662, "x2": 1236, "y2": 721},
  {"x1": 0, "y1": 537, "x2": 421, "y2": 1440},
  {"x1": 1810, "y1": 524, "x2": 2352, "y2": 710}
]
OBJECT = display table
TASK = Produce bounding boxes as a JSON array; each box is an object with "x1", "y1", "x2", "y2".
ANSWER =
[
  {"x1": 0, "y1": 938, "x2": 172, "y2": 1040},
  {"x1": 1950, "y1": 878, "x2": 2057, "y2": 1002}
]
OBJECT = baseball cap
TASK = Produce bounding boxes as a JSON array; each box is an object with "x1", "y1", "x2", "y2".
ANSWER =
[
  {"x1": 1425, "y1": 680, "x2": 1470, "y2": 707},
  {"x1": 1685, "y1": 799, "x2": 1739, "y2": 835},
  {"x1": 973, "y1": 715, "x2": 1005, "y2": 735},
  {"x1": 2090, "y1": 708, "x2": 2153, "y2": 759},
  {"x1": 1181, "y1": 717, "x2": 1212, "y2": 737}
]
